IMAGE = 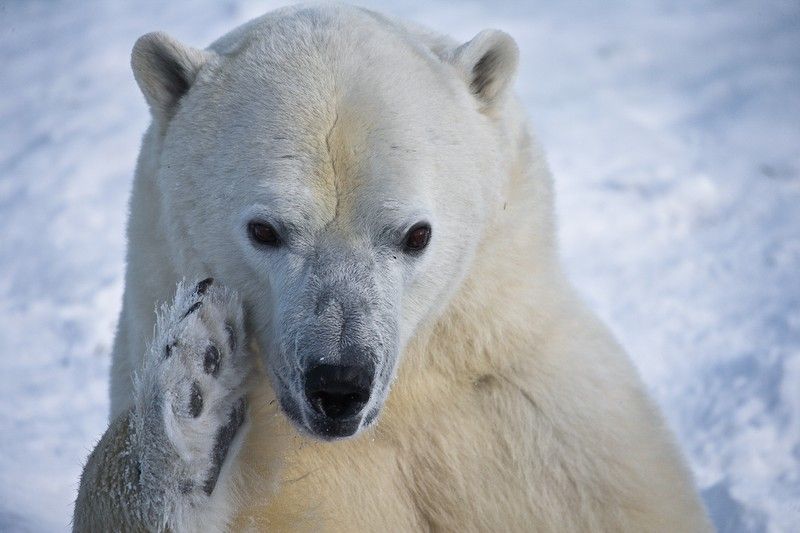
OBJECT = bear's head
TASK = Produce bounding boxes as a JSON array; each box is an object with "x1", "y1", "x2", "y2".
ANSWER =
[{"x1": 132, "y1": 6, "x2": 519, "y2": 439}]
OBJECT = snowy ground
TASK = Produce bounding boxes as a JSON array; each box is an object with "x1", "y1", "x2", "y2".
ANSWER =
[{"x1": 1, "y1": 0, "x2": 798, "y2": 531}]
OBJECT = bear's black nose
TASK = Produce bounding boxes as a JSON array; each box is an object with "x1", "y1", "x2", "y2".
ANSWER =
[{"x1": 304, "y1": 364, "x2": 374, "y2": 420}]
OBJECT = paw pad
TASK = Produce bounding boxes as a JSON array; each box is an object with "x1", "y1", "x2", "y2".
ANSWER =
[
  {"x1": 189, "y1": 381, "x2": 203, "y2": 418},
  {"x1": 203, "y1": 344, "x2": 221, "y2": 377},
  {"x1": 224, "y1": 323, "x2": 236, "y2": 352},
  {"x1": 179, "y1": 480, "x2": 194, "y2": 495}
]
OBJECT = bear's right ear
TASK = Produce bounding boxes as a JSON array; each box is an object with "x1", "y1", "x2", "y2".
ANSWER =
[
  {"x1": 131, "y1": 32, "x2": 211, "y2": 120},
  {"x1": 450, "y1": 29, "x2": 519, "y2": 110}
]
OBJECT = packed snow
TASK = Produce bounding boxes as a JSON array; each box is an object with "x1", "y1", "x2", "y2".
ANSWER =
[{"x1": 1, "y1": 1, "x2": 798, "y2": 531}]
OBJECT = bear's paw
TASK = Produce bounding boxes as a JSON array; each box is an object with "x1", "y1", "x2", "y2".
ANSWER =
[{"x1": 135, "y1": 278, "x2": 252, "y2": 498}]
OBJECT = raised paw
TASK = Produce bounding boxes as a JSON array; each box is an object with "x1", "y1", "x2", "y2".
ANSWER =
[{"x1": 137, "y1": 278, "x2": 252, "y2": 497}]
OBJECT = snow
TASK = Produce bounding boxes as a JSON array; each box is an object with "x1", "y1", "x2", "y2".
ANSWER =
[{"x1": 1, "y1": 0, "x2": 798, "y2": 531}]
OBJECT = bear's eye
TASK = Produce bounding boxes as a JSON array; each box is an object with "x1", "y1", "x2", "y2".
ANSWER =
[
  {"x1": 403, "y1": 222, "x2": 432, "y2": 254},
  {"x1": 248, "y1": 221, "x2": 281, "y2": 247}
]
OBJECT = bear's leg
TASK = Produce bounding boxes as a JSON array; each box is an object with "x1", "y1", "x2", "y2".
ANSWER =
[{"x1": 74, "y1": 279, "x2": 252, "y2": 532}]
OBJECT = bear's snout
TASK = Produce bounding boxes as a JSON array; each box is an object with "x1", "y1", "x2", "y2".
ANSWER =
[{"x1": 304, "y1": 363, "x2": 375, "y2": 421}]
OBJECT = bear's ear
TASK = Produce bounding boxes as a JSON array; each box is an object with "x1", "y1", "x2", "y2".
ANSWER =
[
  {"x1": 451, "y1": 30, "x2": 519, "y2": 108},
  {"x1": 131, "y1": 32, "x2": 211, "y2": 120}
]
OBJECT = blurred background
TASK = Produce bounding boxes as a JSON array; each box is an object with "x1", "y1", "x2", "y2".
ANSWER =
[{"x1": 1, "y1": 1, "x2": 798, "y2": 531}]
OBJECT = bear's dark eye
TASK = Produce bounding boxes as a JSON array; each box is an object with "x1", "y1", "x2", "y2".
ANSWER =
[
  {"x1": 403, "y1": 222, "x2": 432, "y2": 254},
  {"x1": 248, "y1": 221, "x2": 281, "y2": 247}
]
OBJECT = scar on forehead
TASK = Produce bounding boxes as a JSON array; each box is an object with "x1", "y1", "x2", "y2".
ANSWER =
[{"x1": 317, "y1": 102, "x2": 371, "y2": 223}]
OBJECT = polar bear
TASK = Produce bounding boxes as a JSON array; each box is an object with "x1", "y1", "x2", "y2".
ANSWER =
[{"x1": 74, "y1": 4, "x2": 711, "y2": 532}]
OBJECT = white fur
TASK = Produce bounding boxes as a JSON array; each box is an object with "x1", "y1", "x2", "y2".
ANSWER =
[{"x1": 87, "y1": 3, "x2": 712, "y2": 531}]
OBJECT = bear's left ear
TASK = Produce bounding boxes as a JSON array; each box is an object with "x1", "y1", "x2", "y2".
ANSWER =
[
  {"x1": 131, "y1": 32, "x2": 212, "y2": 121},
  {"x1": 450, "y1": 30, "x2": 519, "y2": 108}
]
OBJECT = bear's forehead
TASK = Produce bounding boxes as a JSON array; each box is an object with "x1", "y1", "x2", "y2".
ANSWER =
[
  {"x1": 178, "y1": 6, "x2": 462, "y2": 226},
  {"x1": 197, "y1": 38, "x2": 445, "y2": 196},
  {"x1": 210, "y1": 5, "x2": 442, "y2": 73},
  {"x1": 207, "y1": 6, "x2": 458, "y2": 122},
  {"x1": 193, "y1": 4, "x2": 470, "y2": 177},
  {"x1": 185, "y1": 81, "x2": 434, "y2": 231},
  {"x1": 246, "y1": 102, "x2": 432, "y2": 230}
]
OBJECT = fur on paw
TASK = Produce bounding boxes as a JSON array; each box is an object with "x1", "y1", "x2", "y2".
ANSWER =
[{"x1": 136, "y1": 278, "x2": 251, "y2": 496}]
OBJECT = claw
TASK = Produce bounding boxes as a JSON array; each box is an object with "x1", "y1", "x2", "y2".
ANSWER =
[
  {"x1": 181, "y1": 301, "x2": 203, "y2": 319},
  {"x1": 195, "y1": 277, "x2": 214, "y2": 295}
]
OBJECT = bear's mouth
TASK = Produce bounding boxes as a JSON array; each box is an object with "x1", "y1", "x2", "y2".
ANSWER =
[
  {"x1": 267, "y1": 363, "x2": 381, "y2": 440},
  {"x1": 277, "y1": 390, "x2": 379, "y2": 440}
]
